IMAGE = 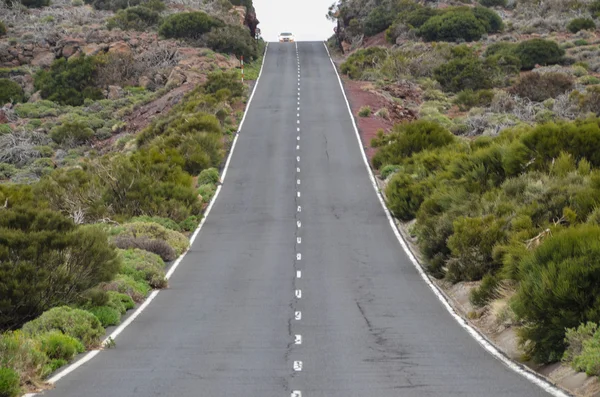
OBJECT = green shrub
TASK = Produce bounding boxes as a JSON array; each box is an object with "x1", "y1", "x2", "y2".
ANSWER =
[
  {"x1": 358, "y1": 106, "x2": 371, "y2": 117},
  {"x1": 22, "y1": 307, "x2": 104, "y2": 348},
  {"x1": 102, "y1": 274, "x2": 151, "y2": 302},
  {"x1": 0, "y1": 22, "x2": 7, "y2": 37},
  {"x1": 114, "y1": 222, "x2": 188, "y2": 256},
  {"x1": 418, "y1": 10, "x2": 487, "y2": 42},
  {"x1": 385, "y1": 173, "x2": 430, "y2": 221},
  {"x1": 20, "y1": 0, "x2": 50, "y2": 7},
  {"x1": 197, "y1": 167, "x2": 219, "y2": 185},
  {"x1": 510, "y1": 72, "x2": 573, "y2": 102},
  {"x1": 197, "y1": 183, "x2": 216, "y2": 204},
  {"x1": 179, "y1": 215, "x2": 199, "y2": 232},
  {"x1": 130, "y1": 216, "x2": 182, "y2": 232},
  {"x1": 513, "y1": 39, "x2": 564, "y2": 70},
  {"x1": 380, "y1": 164, "x2": 401, "y2": 179},
  {"x1": 50, "y1": 120, "x2": 95, "y2": 146},
  {"x1": 512, "y1": 225, "x2": 600, "y2": 363},
  {"x1": 38, "y1": 331, "x2": 84, "y2": 361},
  {"x1": 340, "y1": 47, "x2": 388, "y2": 80},
  {"x1": 159, "y1": 11, "x2": 222, "y2": 39},
  {"x1": 470, "y1": 273, "x2": 500, "y2": 306},
  {"x1": 454, "y1": 89, "x2": 494, "y2": 110},
  {"x1": 0, "y1": 367, "x2": 20, "y2": 397},
  {"x1": 372, "y1": 121, "x2": 455, "y2": 169},
  {"x1": 118, "y1": 248, "x2": 167, "y2": 289},
  {"x1": 0, "y1": 210, "x2": 120, "y2": 330},
  {"x1": 564, "y1": 322, "x2": 600, "y2": 376},
  {"x1": 446, "y1": 215, "x2": 505, "y2": 282},
  {"x1": 34, "y1": 56, "x2": 103, "y2": 106},
  {"x1": 591, "y1": 0, "x2": 600, "y2": 16},
  {"x1": 13, "y1": 100, "x2": 61, "y2": 118},
  {"x1": 84, "y1": 0, "x2": 160, "y2": 11},
  {"x1": 479, "y1": 0, "x2": 506, "y2": 6},
  {"x1": 107, "y1": 291, "x2": 135, "y2": 311},
  {"x1": 0, "y1": 331, "x2": 46, "y2": 384},
  {"x1": 0, "y1": 79, "x2": 23, "y2": 104},
  {"x1": 472, "y1": 6, "x2": 503, "y2": 33},
  {"x1": 107, "y1": 6, "x2": 161, "y2": 31},
  {"x1": 433, "y1": 57, "x2": 493, "y2": 92},
  {"x1": 405, "y1": 8, "x2": 439, "y2": 28},
  {"x1": 204, "y1": 70, "x2": 244, "y2": 97},
  {"x1": 205, "y1": 25, "x2": 259, "y2": 60},
  {"x1": 364, "y1": 6, "x2": 394, "y2": 36},
  {"x1": 567, "y1": 18, "x2": 595, "y2": 34},
  {"x1": 87, "y1": 306, "x2": 120, "y2": 327}
]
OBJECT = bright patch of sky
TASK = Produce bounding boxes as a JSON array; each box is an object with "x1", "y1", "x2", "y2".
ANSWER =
[{"x1": 253, "y1": 0, "x2": 336, "y2": 42}]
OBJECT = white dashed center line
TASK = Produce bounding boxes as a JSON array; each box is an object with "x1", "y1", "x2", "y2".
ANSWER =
[{"x1": 294, "y1": 44, "x2": 303, "y2": 395}]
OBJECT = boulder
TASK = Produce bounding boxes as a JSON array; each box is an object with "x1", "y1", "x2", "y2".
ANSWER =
[
  {"x1": 82, "y1": 43, "x2": 104, "y2": 56},
  {"x1": 31, "y1": 51, "x2": 55, "y2": 68},
  {"x1": 108, "y1": 41, "x2": 131, "y2": 55}
]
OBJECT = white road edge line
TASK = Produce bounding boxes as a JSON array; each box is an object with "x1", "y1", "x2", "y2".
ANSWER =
[
  {"x1": 32, "y1": 43, "x2": 271, "y2": 391},
  {"x1": 322, "y1": 41, "x2": 571, "y2": 397}
]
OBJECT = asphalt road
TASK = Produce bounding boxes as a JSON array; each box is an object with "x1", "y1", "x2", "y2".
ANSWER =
[{"x1": 42, "y1": 42, "x2": 551, "y2": 397}]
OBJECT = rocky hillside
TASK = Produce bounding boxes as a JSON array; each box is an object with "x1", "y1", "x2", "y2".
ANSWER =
[
  {"x1": 328, "y1": 0, "x2": 600, "y2": 394},
  {"x1": 0, "y1": 1, "x2": 263, "y2": 395}
]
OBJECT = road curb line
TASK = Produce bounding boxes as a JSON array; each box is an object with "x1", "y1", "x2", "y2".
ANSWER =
[
  {"x1": 26, "y1": 43, "x2": 270, "y2": 394},
  {"x1": 322, "y1": 41, "x2": 572, "y2": 397}
]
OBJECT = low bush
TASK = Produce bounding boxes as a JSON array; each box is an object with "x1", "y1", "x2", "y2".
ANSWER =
[
  {"x1": 0, "y1": 331, "x2": 46, "y2": 385},
  {"x1": 84, "y1": 0, "x2": 161, "y2": 11},
  {"x1": 179, "y1": 215, "x2": 199, "y2": 232},
  {"x1": 101, "y1": 274, "x2": 151, "y2": 302},
  {"x1": 510, "y1": 72, "x2": 574, "y2": 102},
  {"x1": 340, "y1": 47, "x2": 388, "y2": 80},
  {"x1": 197, "y1": 183, "x2": 216, "y2": 204},
  {"x1": 20, "y1": 0, "x2": 50, "y2": 7},
  {"x1": 107, "y1": 291, "x2": 135, "y2": 312},
  {"x1": 513, "y1": 39, "x2": 564, "y2": 70},
  {"x1": 0, "y1": 79, "x2": 23, "y2": 104},
  {"x1": 454, "y1": 89, "x2": 494, "y2": 110},
  {"x1": 114, "y1": 222, "x2": 188, "y2": 256},
  {"x1": 50, "y1": 120, "x2": 95, "y2": 146},
  {"x1": 512, "y1": 225, "x2": 600, "y2": 363},
  {"x1": 380, "y1": 164, "x2": 400, "y2": 179},
  {"x1": 22, "y1": 307, "x2": 104, "y2": 348},
  {"x1": 205, "y1": 25, "x2": 260, "y2": 60},
  {"x1": 385, "y1": 173, "x2": 430, "y2": 221},
  {"x1": 87, "y1": 306, "x2": 120, "y2": 327},
  {"x1": 433, "y1": 57, "x2": 493, "y2": 92},
  {"x1": 567, "y1": 18, "x2": 596, "y2": 34},
  {"x1": 372, "y1": 120, "x2": 455, "y2": 169},
  {"x1": 34, "y1": 56, "x2": 103, "y2": 106},
  {"x1": 470, "y1": 273, "x2": 500, "y2": 306},
  {"x1": 405, "y1": 8, "x2": 439, "y2": 28},
  {"x1": 479, "y1": 0, "x2": 506, "y2": 6},
  {"x1": 114, "y1": 236, "x2": 177, "y2": 262},
  {"x1": 204, "y1": 70, "x2": 244, "y2": 97},
  {"x1": 564, "y1": 322, "x2": 600, "y2": 376},
  {"x1": 0, "y1": 367, "x2": 20, "y2": 397},
  {"x1": 107, "y1": 6, "x2": 161, "y2": 31},
  {"x1": 0, "y1": 22, "x2": 7, "y2": 38},
  {"x1": 472, "y1": 6, "x2": 503, "y2": 33},
  {"x1": 130, "y1": 216, "x2": 181, "y2": 232},
  {"x1": 197, "y1": 167, "x2": 219, "y2": 185},
  {"x1": 358, "y1": 106, "x2": 371, "y2": 117},
  {"x1": 119, "y1": 248, "x2": 167, "y2": 289},
  {"x1": 418, "y1": 10, "x2": 488, "y2": 42},
  {"x1": 159, "y1": 11, "x2": 222, "y2": 39},
  {"x1": 38, "y1": 331, "x2": 84, "y2": 361},
  {"x1": 0, "y1": 210, "x2": 120, "y2": 330},
  {"x1": 446, "y1": 215, "x2": 505, "y2": 282}
]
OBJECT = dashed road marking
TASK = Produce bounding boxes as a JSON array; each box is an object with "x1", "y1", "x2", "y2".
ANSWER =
[
  {"x1": 297, "y1": 270, "x2": 302, "y2": 278},
  {"x1": 296, "y1": 145, "x2": 300, "y2": 150},
  {"x1": 295, "y1": 334, "x2": 302, "y2": 345},
  {"x1": 296, "y1": 156, "x2": 300, "y2": 162},
  {"x1": 297, "y1": 179, "x2": 301, "y2": 185},
  {"x1": 295, "y1": 289, "x2": 302, "y2": 298},
  {"x1": 296, "y1": 253, "x2": 301, "y2": 260},
  {"x1": 295, "y1": 311, "x2": 302, "y2": 320},
  {"x1": 297, "y1": 206, "x2": 301, "y2": 212},
  {"x1": 297, "y1": 167, "x2": 300, "y2": 172},
  {"x1": 293, "y1": 361, "x2": 303, "y2": 371},
  {"x1": 297, "y1": 136, "x2": 300, "y2": 140},
  {"x1": 297, "y1": 237, "x2": 301, "y2": 244},
  {"x1": 291, "y1": 391, "x2": 302, "y2": 397},
  {"x1": 297, "y1": 192, "x2": 301, "y2": 198},
  {"x1": 297, "y1": 220, "x2": 301, "y2": 228}
]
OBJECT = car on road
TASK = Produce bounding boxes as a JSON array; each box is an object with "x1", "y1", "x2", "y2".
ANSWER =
[{"x1": 278, "y1": 32, "x2": 295, "y2": 42}]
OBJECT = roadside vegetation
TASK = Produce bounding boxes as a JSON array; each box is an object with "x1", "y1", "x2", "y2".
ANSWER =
[
  {"x1": 329, "y1": 0, "x2": 600, "y2": 380},
  {"x1": 0, "y1": 0, "x2": 263, "y2": 394}
]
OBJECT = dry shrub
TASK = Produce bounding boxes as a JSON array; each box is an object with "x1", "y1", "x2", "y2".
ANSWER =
[
  {"x1": 510, "y1": 72, "x2": 574, "y2": 102},
  {"x1": 113, "y1": 235, "x2": 177, "y2": 261}
]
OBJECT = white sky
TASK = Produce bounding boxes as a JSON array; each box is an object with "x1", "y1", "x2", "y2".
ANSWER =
[{"x1": 253, "y1": 0, "x2": 336, "y2": 42}]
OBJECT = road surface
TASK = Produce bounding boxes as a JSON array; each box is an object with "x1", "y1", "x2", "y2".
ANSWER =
[{"x1": 42, "y1": 42, "x2": 550, "y2": 397}]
